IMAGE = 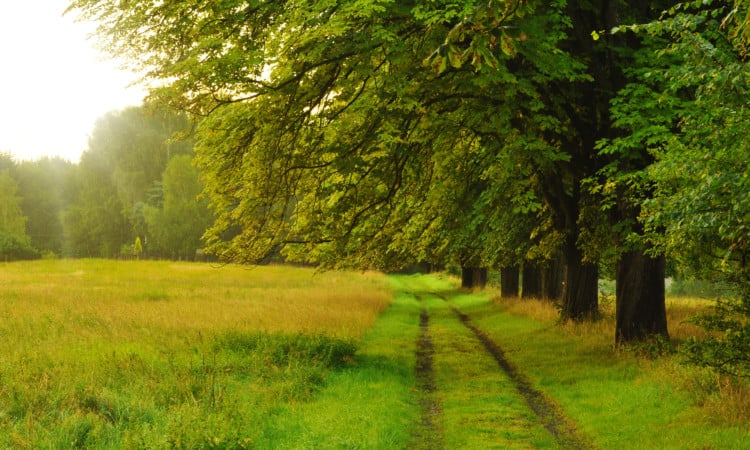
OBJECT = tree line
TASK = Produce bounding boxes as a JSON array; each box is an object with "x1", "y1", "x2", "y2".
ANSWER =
[
  {"x1": 0, "y1": 107, "x2": 213, "y2": 261},
  {"x1": 64, "y1": 0, "x2": 750, "y2": 376}
]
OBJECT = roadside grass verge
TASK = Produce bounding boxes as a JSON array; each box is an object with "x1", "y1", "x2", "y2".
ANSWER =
[
  {"x1": 0, "y1": 259, "x2": 391, "y2": 448},
  {"x1": 252, "y1": 286, "x2": 423, "y2": 448}
]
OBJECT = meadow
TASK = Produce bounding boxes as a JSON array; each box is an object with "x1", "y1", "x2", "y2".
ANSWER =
[
  {"x1": 0, "y1": 260, "x2": 392, "y2": 448},
  {"x1": 1, "y1": 260, "x2": 748, "y2": 448}
]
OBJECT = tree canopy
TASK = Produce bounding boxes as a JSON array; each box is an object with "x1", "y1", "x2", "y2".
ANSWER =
[
  {"x1": 0, "y1": 154, "x2": 36, "y2": 261},
  {"x1": 68, "y1": 1, "x2": 572, "y2": 266},
  {"x1": 605, "y1": 0, "x2": 750, "y2": 372},
  {"x1": 5, "y1": 106, "x2": 209, "y2": 261},
  {"x1": 65, "y1": 0, "x2": 750, "y2": 349}
]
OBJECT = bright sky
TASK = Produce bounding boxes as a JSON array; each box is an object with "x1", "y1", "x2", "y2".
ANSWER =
[{"x1": 0, "y1": 1, "x2": 146, "y2": 163}]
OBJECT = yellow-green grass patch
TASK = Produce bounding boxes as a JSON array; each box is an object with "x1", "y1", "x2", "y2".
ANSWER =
[{"x1": 0, "y1": 259, "x2": 391, "y2": 448}]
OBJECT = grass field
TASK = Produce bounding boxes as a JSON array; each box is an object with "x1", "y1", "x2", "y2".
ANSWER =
[
  {"x1": 0, "y1": 259, "x2": 391, "y2": 448},
  {"x1": 1, "y1": 260, "x2": 748, "y2": 448},
  {"x1": 470, "y1": 290, "x2": 750, "y2": 448}
]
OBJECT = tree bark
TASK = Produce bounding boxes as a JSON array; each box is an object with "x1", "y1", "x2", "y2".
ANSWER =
[
  {"x1": 615, "y1": 250, "x2": 668, "y2": 344},
  {"x1": 461, "y1": 266, "x2": 487, "y2": 289},
  {"x1": 560, "y1": 243, "x2": 599, "y2": 321},
  {"x1": 522, "y1": 263, "x2": 543, "y2": 299},
  {"x1": 541, "y1": 257, "x2": 565, "y2": 301},
  {"x1": 500, "y1": 265, "x2": 519, "y2": 298}
]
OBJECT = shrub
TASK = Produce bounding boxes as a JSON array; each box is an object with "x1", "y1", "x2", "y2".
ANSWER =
[
  {"x1": 681, "y1": 295, "x2": 750, "y2": 379},
  {"x1": 0, "y1": 231, "x2": 39, "y2": 261},
  {"x1": 216, "y1": 332, "x2": 357, "y2": 369}
]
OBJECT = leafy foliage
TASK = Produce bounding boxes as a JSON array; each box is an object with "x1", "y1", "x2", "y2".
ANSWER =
[
  {"x1": 0, "y1": 170, "x2": 27, "y2": 238},
  {"x1": 144, "y1": 154, "x2": 213, "y2": 260},
  {"x1": 0, "y1": 168, "x2": 37, "y2": 261},
  {"x1": 683, "y1": 296, "x2": 750, "y2": 378},
  {"x1": 0, "y1": 231, "x2": 38, "y2": 261},
  {"x1": 59, "y1": 106, "x2": 199, "y2": 258},
  {"x1": 68, "y1": 0, "x2": 580, "y2": 275},
  {"x1": 15, "y1": 158, "x2": 74, "y2": 256},
  {"x1": 64, "y1": 153, "x2": 130, "y2": 258},
  {"x1": 603, "y1": 0, "x2": 750, "y2": 364}
]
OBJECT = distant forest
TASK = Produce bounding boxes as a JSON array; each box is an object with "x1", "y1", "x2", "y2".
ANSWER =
[{"x1": 0, "y1": 106, "x2": 212, "y2": 261}]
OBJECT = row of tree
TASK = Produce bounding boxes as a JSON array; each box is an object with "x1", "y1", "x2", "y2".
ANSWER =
[
  {"x1": 68, "y1": 0, "x2": 750, "y2": 374},
  {"x1": 0, "y1": 107, "x2": 212, "y2": 261}
]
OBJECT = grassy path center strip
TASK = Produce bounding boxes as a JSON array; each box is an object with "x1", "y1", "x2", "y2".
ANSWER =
[{"x1": 439, "y1": 293, "x2": 595, "y2": 449}]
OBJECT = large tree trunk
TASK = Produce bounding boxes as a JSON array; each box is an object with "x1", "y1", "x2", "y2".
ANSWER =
[
  {"x1": 522, "y1": 263, "x2": 543, "y2": 299},
  {"x1": 461, "y1": 266, "x2": 487, "y2": 289},
  {"x1": 541, "y1": 257, "x2": 565, "y2": 301},
  {"x1": 560, "y1": 243, "x2": 599, "y2": 321},
  {"x1": 500, "y1": 265, "x2": 519, "y2": 298},
  {"x1": 615, "y1": 250, "x2": 668, "y2": 344}
]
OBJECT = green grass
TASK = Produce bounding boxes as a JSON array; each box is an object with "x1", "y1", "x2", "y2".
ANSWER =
[
  {"x1": 384, "y1": 274, "x2": 749, "y2": 448},
  {"x1": 454, "y1": 288, "x2": 750, "y2": 449},
  {"x1": 425, "y1": 292, "x2": 556, "y2": 449},
  {"x1": 254, "y1": 288, "x2": 422, "y2": 448},
  {"x1": 386, "y1": 274, "x2": 561, "y2": 448},
  {"x1": 0, "y1": 259, "x2": 392, "y2": 448},
  {"x1": 1, "y1": 262, "x2": 748, "y2": 448}
]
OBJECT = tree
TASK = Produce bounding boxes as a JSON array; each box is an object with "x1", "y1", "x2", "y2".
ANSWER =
[
  {"x1": 144, "y1": 154, "x2": 213, "y2": 260},
  {"x1": 61, "y1": 106, "x2": 195, "y2": 258},
  {"x1": 133, "y1": 236, "x2": 143, "y2": 259},
  {"x1": 63, "y1": 154, "x2": 129, "y2": 258},
  {"x1": 0, "y1": 156, "x2": 37, "y2": 261},
  {"x1": 427, "y1": 2, "x2": 605, "y2": 317},
  {"x1": 434, "y1": 1, "x2": 679, "y2": 337},
  {"x1": 609, "y1": 0, "x2": 750, "y2": 368},
  {"x1": 68, "y1": 0, "x2": 670, "y2": 341},
  {"x1": 594, "y1": 1, "x2": 750, "y2": 344},
  {"x1": 0, "y1": 162, "x2": 26, "y2": 238},
  {"x1": 69, "y1": 0, "x2": 557, "y2": 258},
  {"x1": 15, "y1": 157, "x2": 75, "y2": 256},
  {"x1": 85, "y1": 106, "x2": 193, "y2": 240}
]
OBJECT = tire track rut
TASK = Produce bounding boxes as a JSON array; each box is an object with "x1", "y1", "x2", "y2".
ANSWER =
[
  {"x1": 435, "y1": 292, "x2": 594, "y2": 449},
  {"x1": 412, "y1": 294, "x2": 444, "y2": 449}
]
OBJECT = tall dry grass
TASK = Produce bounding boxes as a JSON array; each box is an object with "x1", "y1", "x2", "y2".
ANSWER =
[
  {"x1": 489, "y1": 291, "x2": 715, "y2": 343},
  {"x1": 0, "y1": 259, "x2": 393, "y2": 447},
  {"x1": 0, "y1": 259, "x2": 391, "y2": 377},
  {"x1": 0, "y1": 259, "x2": 390, "y2": 341}
]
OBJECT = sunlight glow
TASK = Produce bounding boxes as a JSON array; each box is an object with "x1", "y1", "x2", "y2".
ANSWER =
[{"x1": 0, "y1": 1, "x2": 145, "y2": 163}]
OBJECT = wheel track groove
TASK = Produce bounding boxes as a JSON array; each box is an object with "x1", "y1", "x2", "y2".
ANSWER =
[
  {"x1": 434, "y1": 292, "x2": 595, "y2": 449},
  {"x1": 412, "y1": 293, "x2": 444, "y2": 449}
]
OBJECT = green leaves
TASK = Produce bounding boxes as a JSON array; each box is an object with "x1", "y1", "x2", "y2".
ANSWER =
[
  {"x1": 447, "y1": 44, "x2": 464, "y2": 69},
  {"x1": 144, "y1": 155, "x2": 213, "y2": 260},
  {"x1": 0, "y1": 169, "x2": 38, "y2": 261},
  {"x1": 60, "y1": 0, "x2": 724, "y2": 290},
  {"x1": 602, "y1": 1, "x2": 750, "y2": 365}
]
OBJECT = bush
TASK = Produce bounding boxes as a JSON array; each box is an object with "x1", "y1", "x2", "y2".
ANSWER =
[
  {"x1": 681, "y1": 295, "x2": 750, "y2": 379},
  {"x1": 216, "y1": 332, "x2": 357, "y2": 369},
  {"x1": 0, "y1": 232, "x2": 39, "y2": 261}
]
